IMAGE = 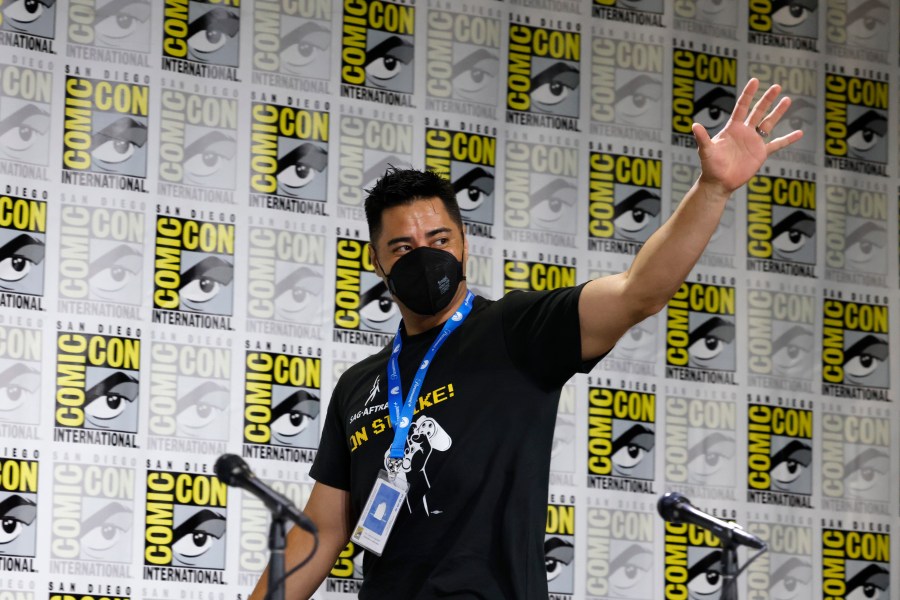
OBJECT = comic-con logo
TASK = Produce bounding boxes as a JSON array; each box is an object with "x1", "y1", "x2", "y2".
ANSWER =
[
  {"x1": 246, "y1": 226, "x2": 326, "y2": 329},
  {"x1": 425, "y1": 8, "x2": 501, "y2": 115},
  {"x1": 665, "y1": 396, "x2": 737, "y2": 497},
  {"x1": 746, "y1": 173, "x2": 816, "y2": 276},
  {"x1": 147, "y1": 340, "x2": 231, "y2": 452},
  {"x1": 151, "y1": 213, "x2": 236, "y2": 330},
  {"x1": 54, "y1": 331, "x2": 140, "y2": 446},
  {"x1": 825, "y1": 2, "x2": 889, "y2": 55},
  {"x1": 747, "y1": 288, "x2": 815, "y2": 389},
  {"x1": 664, "y1": 518, "x2": 733, "y2": 600},
  {"x1": 0, "y1": 455, "x2": 38, "y2": 570},
  {"x1": 143, "y1": 469, "x2": 227, "y2": 582},
  {"x1": 0, "y1": 64, "x2": 53, "y2": 172},
  {"x1": 0, "y1": 0, "x2": 57, "y2": 52},
  {"x1": 748, "y1": 1, "x2": 818, "y2": 50},
  {"x1": 822, "y1": 528, "x2": 890, "y2": 600},
  {"x1": 333, "y1": 236, "x2": 398, "y2": 347},
  {"x1": 61, "y1": 72, "x2": 150, "y2": 192},
  {"x1": 425, "y1": 125, "x2": 496, "y2": 238},
  {"x1": 67, "y1": 0, "x2": 153, "y2": 58},
  {"x1": 666, "y1": 281, "x2": 737, "y2": 384},
  {"x1": 327, "y1": 542, "x2": 365, "y2": 594},
  {"x1": 159, "y1": 88, "x2": 238, "y2": 201},
  {"x1": 746, "y1": 519, "x2": 813, "y2": 600},
  {"x1": 504, "y1": 140, "x2": 579, "y2": 244},
  {"x1": 504, "y1": 257, "x2": 575, "y2": 294},
  {"x1": 51, "y1": 461, "x2": 135, "y2": 567},
  {"x1": 824, "y1": 72, "x2": 888, "y2": 176},
  {"x1": 243, "y1": 350, "x2": 321, "y2": 463},
  {"x1": 58, "y1": 203, "x2": 144, "y2": 315},
  {"x1": 506, "y1": 20, "x2": 580, "y2": 130},
  {"x1": 249, "y1": 101, "x2": 329, "y2": 215},
  {"x1": 671, "y1": 46, "x2": 737, "y2": 147},
  {"x1": 592, "y1": 0, "x2": 663, "y2": 26},
  {"x1": 0, "y1": 321, "x2": 41, "y2": 429},
  {"x1": 821, "y1": 298, "x2": 890, "y2": 400},
  {"x1": 0, "y1": 194, "x2": 46, "y2": 309},
  {"x1": 588, "y1": 386, "x2": 655, "y2": 493},
  {"x1": 546, "y1": 502, "x2": 575, "y2": 597},
  {"x1": 252, "y1": 0, "x2": 331, "y2": 91},
  {"x1": 822, "y1": 411, "x2": 890, "y2": 507},
  {"x1": 336, "y1": 112, "x2": 413, "y2": 216},
  {"x1": 588, "y1": 149, "x2": 662, "y2": 254},
  {"x1": 586, "y1": 507, "x2": 654, "y2": 599},
  {"x1": 590, "y1": 32, "x2": 664, "y2": 135},
  {"x1": 824, "y1": 184, "x2": 888, "y2": 282},
  {"x1": 161, "y1": 0, "x2": 240, "y2": 81},
  {"x1": 747, "y1": 401, "x2": 813, "y2": 507},
  {"x1": 340, "y1": 0, "x2": 415, "y2": 106}
]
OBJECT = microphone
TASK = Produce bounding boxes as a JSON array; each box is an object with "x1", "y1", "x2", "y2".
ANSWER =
[
  {"x1": 657, "y1": 492, "x2": 765, "y2": 549},
  {"x1": 214, "y1": 454, "x2": 317, "y2": 534}
]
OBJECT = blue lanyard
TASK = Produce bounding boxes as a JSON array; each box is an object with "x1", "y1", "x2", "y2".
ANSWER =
[{"x1": 387, "y1": 291, "x2": 474, "y2": 461}]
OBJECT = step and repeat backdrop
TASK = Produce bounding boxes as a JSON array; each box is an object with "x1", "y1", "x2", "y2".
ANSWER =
[{"x1": 0, "y1": 0, "x2": 898, "y2": 599}]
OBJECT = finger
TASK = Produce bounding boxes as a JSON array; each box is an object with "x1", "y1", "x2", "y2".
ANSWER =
[
  {"x1": 756, "y1": 96, "x2": 792, "y2": 134},
  {"x1": 730, "y1": 78, "x2": 759, "y2": 123},
  {"x1": 765, "y1": 129, "x2": 804, "y2": 155},
  {"x1": 692, "y1": 122, "x2": 712, "y2": 150},
  {"x1": 745, "y1": 83, "x2": 782, "y2": 127}
]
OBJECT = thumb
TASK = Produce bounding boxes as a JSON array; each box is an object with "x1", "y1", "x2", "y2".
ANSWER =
[{"x1": 692, "y1": 122, "x2": 711, "y2": 150}]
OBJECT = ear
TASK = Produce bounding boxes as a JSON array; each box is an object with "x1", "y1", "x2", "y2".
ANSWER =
[
  {"x1": 369, "y1": 243, "x2": 385, "y2": 278},
  {"x1": 461, "y1": 232, "x2": 469, "y2": 273}
]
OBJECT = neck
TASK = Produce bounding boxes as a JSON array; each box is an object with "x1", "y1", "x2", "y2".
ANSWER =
[{"x1": 400, "y1": 283, "x2": 469, "y2": 336}]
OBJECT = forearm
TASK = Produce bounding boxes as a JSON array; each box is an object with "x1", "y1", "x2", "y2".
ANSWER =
[
  {"x1": 249, "y1": 526, "x2": 348, "y2": 600},
  {"x1": 622, "y1": 176, "x2": 731, "y2": 315}
]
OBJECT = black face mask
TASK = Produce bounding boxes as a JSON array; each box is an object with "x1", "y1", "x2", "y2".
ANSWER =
[{"x1": 383, "y1": 247, "x2": 464, "y2": 316}]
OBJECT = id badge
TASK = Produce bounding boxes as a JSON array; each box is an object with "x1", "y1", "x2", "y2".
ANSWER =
[{"x1": 351, "y1": 469, "x2": 408, "y2": 556}]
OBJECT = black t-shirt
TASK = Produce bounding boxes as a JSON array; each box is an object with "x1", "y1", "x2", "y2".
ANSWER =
[{"x1": 310, "y1": 285, "x2": 594, "y2": 599}]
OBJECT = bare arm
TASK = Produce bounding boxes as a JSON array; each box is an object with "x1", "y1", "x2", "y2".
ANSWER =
[
  {"x1": 249, "y1": 482, "x2": 353, "y2": 600},
  {"x1": 579, "y1": 79, "x2": 804, "y2": 360}
]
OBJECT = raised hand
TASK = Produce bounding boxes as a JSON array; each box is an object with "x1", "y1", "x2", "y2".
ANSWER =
[{"x1": 692, "y1": 78, "x2": 804, "y2": 196}]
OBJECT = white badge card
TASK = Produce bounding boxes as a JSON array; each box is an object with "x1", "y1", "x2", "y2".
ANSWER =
[{"x1": 351, "y1": 470, "x2": 408, "y2": 556}]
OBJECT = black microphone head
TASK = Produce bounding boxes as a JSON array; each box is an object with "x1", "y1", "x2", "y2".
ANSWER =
[
  {"x1": 214, "y1": 453, "x2": 251, "y2": 486},
  {"x1": 658, "y1": 491, "x2": 689, "y2": 522}
]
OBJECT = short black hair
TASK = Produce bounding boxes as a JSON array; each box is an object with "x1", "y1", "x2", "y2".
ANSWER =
[{"x1": 364, "y1": 168, "x2": 463, "y2": 243}]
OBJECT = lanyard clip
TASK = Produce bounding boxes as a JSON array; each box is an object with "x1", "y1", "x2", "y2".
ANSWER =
[{"x1": 386, "y1": 458, "x2": 403, "y2": 481}]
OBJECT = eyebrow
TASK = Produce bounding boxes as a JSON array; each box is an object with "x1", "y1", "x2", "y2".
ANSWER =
[{"x1": 386, "y1": 227, "x2": 452, "y2": 247}]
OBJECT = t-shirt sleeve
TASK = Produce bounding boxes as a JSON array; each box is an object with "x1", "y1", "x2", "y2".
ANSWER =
[
  {"x1": 308, "y1": 380, "x2": 352, "y2": 491},
  {"x1": 501, "y1": 283, "x2": 600, "y2": 390}
]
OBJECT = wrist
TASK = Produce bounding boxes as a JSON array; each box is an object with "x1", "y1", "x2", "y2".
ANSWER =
[{"x1": 696, "y1": 174, "x2": 734, "y2": 202}]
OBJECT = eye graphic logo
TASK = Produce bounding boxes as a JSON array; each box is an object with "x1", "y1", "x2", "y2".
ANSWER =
[
  {"x1": 666, "y1": 282, "x2": 737, "y2": 384},
  {"x1": 252, "y1": 0, "x2": 332, "y2": 86},
  {"x1": 0, "y1": 0, "x2": 57, "y2": 51},
  {"x1": 333, "y1": 237, "x2": 400, "y2": 347},
  {"x1": 822, "y1": 298, "x2": 890, "y2": 400},
  {"x1": 340, "y1": 0, "x2": 416, "y2": 104},
  {"x1": 161, "y1": 1, "x2": 241, "y2": 80},
  {"x1": 665, "y1": 397, "x2": 738, "y2": 495},
  {"x1": 823, "y1": 184, "x2": 888, "y2": 282},
  {"x1": 824, "y1": 72, "x2": 889, "y2": 176},
  {"x1": 0, "y1": 457, "x2": 38, "y2": 567},
  {"x1": 152, "y1": 215, "x2": 236, "y2": 330},
  {"x1": 826, "y1": 1, "x2": 889, "y2": 54},
  {"x1": 746, "y1": 175, "x2": 817, "y2": 276},
  {"x1": 0, "y1": 326, "x2": 42, "y2": 429},
  {"x1": 545, "y1": 503, "x2": 575, "y2": 596},
  {"x1": 0, "y1": 196, "x2": 46, "y2": 305},
  {"x1": 747, "y1": 404, "x2": 814, "y2": 506},
  {"x1": 822, "y1": 411, "x2": 890, "y2": 506},
  {"x1": 0, "y1": 65, "x2": 53, "y2": 170},
  {"x1": 67, "y1": 0, "x2": 153, "y2": 55},
  {"x1": 588, "y1": 151, "x2": 663, "y2": 254},
  {"x1": 591, "y1": 0, "x2": 664, "y2": 26},
  {"x1": 248, "y1": 102, "x2": 329, "y2": 215},
  {"x1": 665, "y1": 520, "x2": 734, "y2": 600},
  {"x1": 506, "y1": 23, "x2": 581, "y2": 130},
  {"x1": 159, "y1": 89, "x2": 238, "y2": 197},
  {"x1": 588, "y1": 387, "x2": 656, "y2": 492},
  {"x1": 822, "y1": 529, "x2": 890, "y2": 600},
  {"x1": 61, "y1": 76, "x2": 150, "y2": 192},
  {"x1": 748, "y1": 0, "x2": 818, "y2": 50},
  {"x1": 425, "y1": 127, "x2": 497, "y2": 236},
  {"x1": 586, "y1": 508, "x2": 655, "y2": 599},
  {"x1": 747, "y1": 289, "x2": 816, "y2": 389},
  {"x1": 672, "y1": 48, "x2": 737, "y2": 148}
]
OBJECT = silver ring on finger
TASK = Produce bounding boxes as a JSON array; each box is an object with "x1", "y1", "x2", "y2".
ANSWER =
[{"x1": 755, "y1": 125, "x2": 769, "y2": 139}]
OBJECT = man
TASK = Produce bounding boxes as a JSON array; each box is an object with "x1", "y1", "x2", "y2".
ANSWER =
[{"x1": 250, "y1": 79, "x2": 802, "y2": 599}]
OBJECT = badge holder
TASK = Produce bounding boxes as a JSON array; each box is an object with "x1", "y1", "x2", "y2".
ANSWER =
[{"x1": 351, "y1": 469, "x2": 409, "y2": 556}]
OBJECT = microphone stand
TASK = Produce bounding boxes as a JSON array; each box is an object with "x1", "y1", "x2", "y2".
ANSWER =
[
  {"x1": 266, "y1": 506, "x2": 291, "y2": 600},
  {"x1": 718, "y1": 529, "x2": 739, "y2": 600}
]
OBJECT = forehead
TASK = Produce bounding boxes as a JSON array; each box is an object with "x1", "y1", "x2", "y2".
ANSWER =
[{"x1": 378, "y1": 198, "x2": 457, "y2": 238}]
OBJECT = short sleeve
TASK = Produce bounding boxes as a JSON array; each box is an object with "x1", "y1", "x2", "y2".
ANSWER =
[
  {"x1": 308, "y1": 380, "x2": 352, "y2": 491},
  {"x1": 500, "y1": 283, "x2": 599, "y2": 390}
]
